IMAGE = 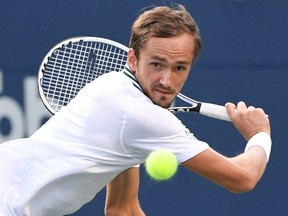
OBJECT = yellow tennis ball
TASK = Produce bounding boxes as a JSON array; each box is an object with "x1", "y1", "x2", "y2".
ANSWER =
[{"x1": 145, "y1": 149, "x2": 178, "y2": 181}]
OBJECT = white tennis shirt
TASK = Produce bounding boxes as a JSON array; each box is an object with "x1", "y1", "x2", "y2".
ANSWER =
[{"x1": 0, "y1": 67, "x2": 209, "y2": 216}]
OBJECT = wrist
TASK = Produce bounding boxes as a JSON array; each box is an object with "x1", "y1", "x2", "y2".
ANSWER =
[{"x1": 245, "y1": 132, "x2": 272, "y2": 163}]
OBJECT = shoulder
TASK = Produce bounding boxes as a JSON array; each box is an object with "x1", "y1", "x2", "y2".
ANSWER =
[{"x1": 125, "y1": 97, "x2": 185, "y2": 138}]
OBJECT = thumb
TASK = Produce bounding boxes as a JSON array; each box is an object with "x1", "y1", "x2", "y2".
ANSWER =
[{"x1": 225, "y1": 102, "x2": 237, "y2": 121}]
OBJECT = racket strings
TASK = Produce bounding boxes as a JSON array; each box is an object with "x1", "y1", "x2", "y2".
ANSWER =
[{"x1": 41, "y1": 40, "x2": 128, "y2": 112}]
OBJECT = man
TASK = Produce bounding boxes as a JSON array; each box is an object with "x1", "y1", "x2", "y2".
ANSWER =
[{"x1": 0, "y1": 4, "x2": 271, "y2": 216}]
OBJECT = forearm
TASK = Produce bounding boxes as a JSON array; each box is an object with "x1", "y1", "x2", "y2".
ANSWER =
[
  {"x1": 231, "y1": 146, "x2": 267, "y2": 184},
  {"x1": 182, "y1": 132, "x2": 271, "y2": 193},
  {"x1": 230, "y1": 132, "x2": 271, "y2": 186}
]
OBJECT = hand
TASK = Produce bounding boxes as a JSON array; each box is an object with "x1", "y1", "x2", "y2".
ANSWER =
[{"x1": 225, "y1": 101, "x2": 270, "y2": 140}]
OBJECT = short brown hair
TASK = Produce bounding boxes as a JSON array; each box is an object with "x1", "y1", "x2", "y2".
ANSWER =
[{"x1": 129, "y1": 4, "x2": 202, "y2": 59}]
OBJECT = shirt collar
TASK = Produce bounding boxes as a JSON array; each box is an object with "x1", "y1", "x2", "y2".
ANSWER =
[{"x1": 123, "y1": 65, "x2": 143, "y2": 93}]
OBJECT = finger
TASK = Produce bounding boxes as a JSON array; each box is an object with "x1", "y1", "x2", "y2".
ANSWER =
[
  {"x1": 225, "y1": 102, "x2": 237, "y2": 120},
  {"x1": 237, "y1": 101, "x2": 247, "y2": 111},
  {"x1": 247, "y1": 106, "x2": 255, "y2": 111},
  {"x1": 225, "y1": 102, "x2": 236, "y2": 110}
]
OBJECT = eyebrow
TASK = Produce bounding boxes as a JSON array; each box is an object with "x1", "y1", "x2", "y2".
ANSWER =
[
  {"x1": 150, "y1": 56, "x2": 191, "y2": 65},
  {"x1": 150, "y1": 55, "x2": 166, "y2": 62}
]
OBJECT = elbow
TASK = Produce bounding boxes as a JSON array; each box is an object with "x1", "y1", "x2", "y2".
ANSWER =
[
  {"x1": 228, "y1": 183, "x2": 255, "y2": 194},
  {"x1": 226, "y1": 176, "x2": 257, "y2": 194}
]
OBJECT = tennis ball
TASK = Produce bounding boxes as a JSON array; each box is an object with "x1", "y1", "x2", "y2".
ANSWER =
[{"x1": 145, "y1": 149, "x2": 178, "y2": 181}]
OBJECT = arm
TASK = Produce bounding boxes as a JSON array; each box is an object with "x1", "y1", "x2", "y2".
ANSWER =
[
  {"x1": 182, "y1": 101, "x2": 271, "y2": 193},
  {"x1": 105, "y1": 167, "x2": 145, "y2": 216}
]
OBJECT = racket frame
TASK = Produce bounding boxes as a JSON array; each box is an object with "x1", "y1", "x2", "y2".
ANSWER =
[{"x1": 38, "y1": 36, "x2": 129, "y2": 114}]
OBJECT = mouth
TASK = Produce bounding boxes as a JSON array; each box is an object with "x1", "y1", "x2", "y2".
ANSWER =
[
  {"x1": 154, "y1": 88, "x2": 176, "y2": 107},
  {"x1": 155, "y1": 88, "x2": 174, "y2": 95}
]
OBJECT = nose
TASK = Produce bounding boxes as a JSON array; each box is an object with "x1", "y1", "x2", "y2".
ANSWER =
[{"x1": 160, "y1": 70, "x2": 172, "y2": 88}]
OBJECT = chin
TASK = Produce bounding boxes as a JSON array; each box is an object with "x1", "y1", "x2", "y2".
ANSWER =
[
  {"x1": 149, "y1": 92, "x2": 173, "y2": 108},
  {"x1": 154, "y1": 98, "x2": 172, "y2": 109}
]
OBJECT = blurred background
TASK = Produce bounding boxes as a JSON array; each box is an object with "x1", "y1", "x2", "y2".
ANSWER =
[{"x1": 0, "y1": 0, "x2": 287, "y2": 215}]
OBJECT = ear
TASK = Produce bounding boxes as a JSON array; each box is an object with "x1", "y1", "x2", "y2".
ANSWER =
[{"x1": 127, "y1": 49, "x2": 137, "y2": 72}]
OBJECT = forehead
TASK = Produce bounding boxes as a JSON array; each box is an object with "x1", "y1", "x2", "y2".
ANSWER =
[{"x1": 141, "y1": 34, "x2": 195, "y2": 62}]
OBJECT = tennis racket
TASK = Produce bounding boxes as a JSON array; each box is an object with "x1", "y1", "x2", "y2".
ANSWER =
[{"x1": 38, "y1": 36, "x2": 230, "y2": 122}]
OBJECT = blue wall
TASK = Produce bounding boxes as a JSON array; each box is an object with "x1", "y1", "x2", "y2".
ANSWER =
[{"x1": 0, "y1": 0, "x2": 287, "y2": 215}]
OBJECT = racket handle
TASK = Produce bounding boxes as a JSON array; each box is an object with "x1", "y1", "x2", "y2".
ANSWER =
[{"x1": 199, "y1": 103, "x2": 231, "y2": 122}]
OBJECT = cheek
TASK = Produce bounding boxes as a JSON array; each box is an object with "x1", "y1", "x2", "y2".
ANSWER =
[
  {"x1": 136, "y1": 64, "x2": 152, "y2": 81},
  {"x1": 138, "y1": 71, "x2": 154, "y2": 87},
  {"x1": 136, "y1": 70, "x2": 159, "y2": 92},
  {"x1": 173, "y1": 73, "x2": 189, "y2": 89}
]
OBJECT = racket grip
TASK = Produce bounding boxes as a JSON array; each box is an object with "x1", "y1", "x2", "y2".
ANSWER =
[{"x1": 199, "y1": 103, "x2": 231, "y2": 122}]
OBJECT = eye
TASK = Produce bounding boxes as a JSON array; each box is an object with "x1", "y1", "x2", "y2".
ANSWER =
[
  {"x1": 174, "y1": 65, "x2": 186, "y2": 72},
  {"x1": 151, "y1": 62, "x2": 161, "y2": 69}
]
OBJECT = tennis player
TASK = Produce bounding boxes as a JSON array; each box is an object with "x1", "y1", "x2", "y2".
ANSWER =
[{"x1": 0, "y1": 4, "x2": 271, "y2": 216}]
